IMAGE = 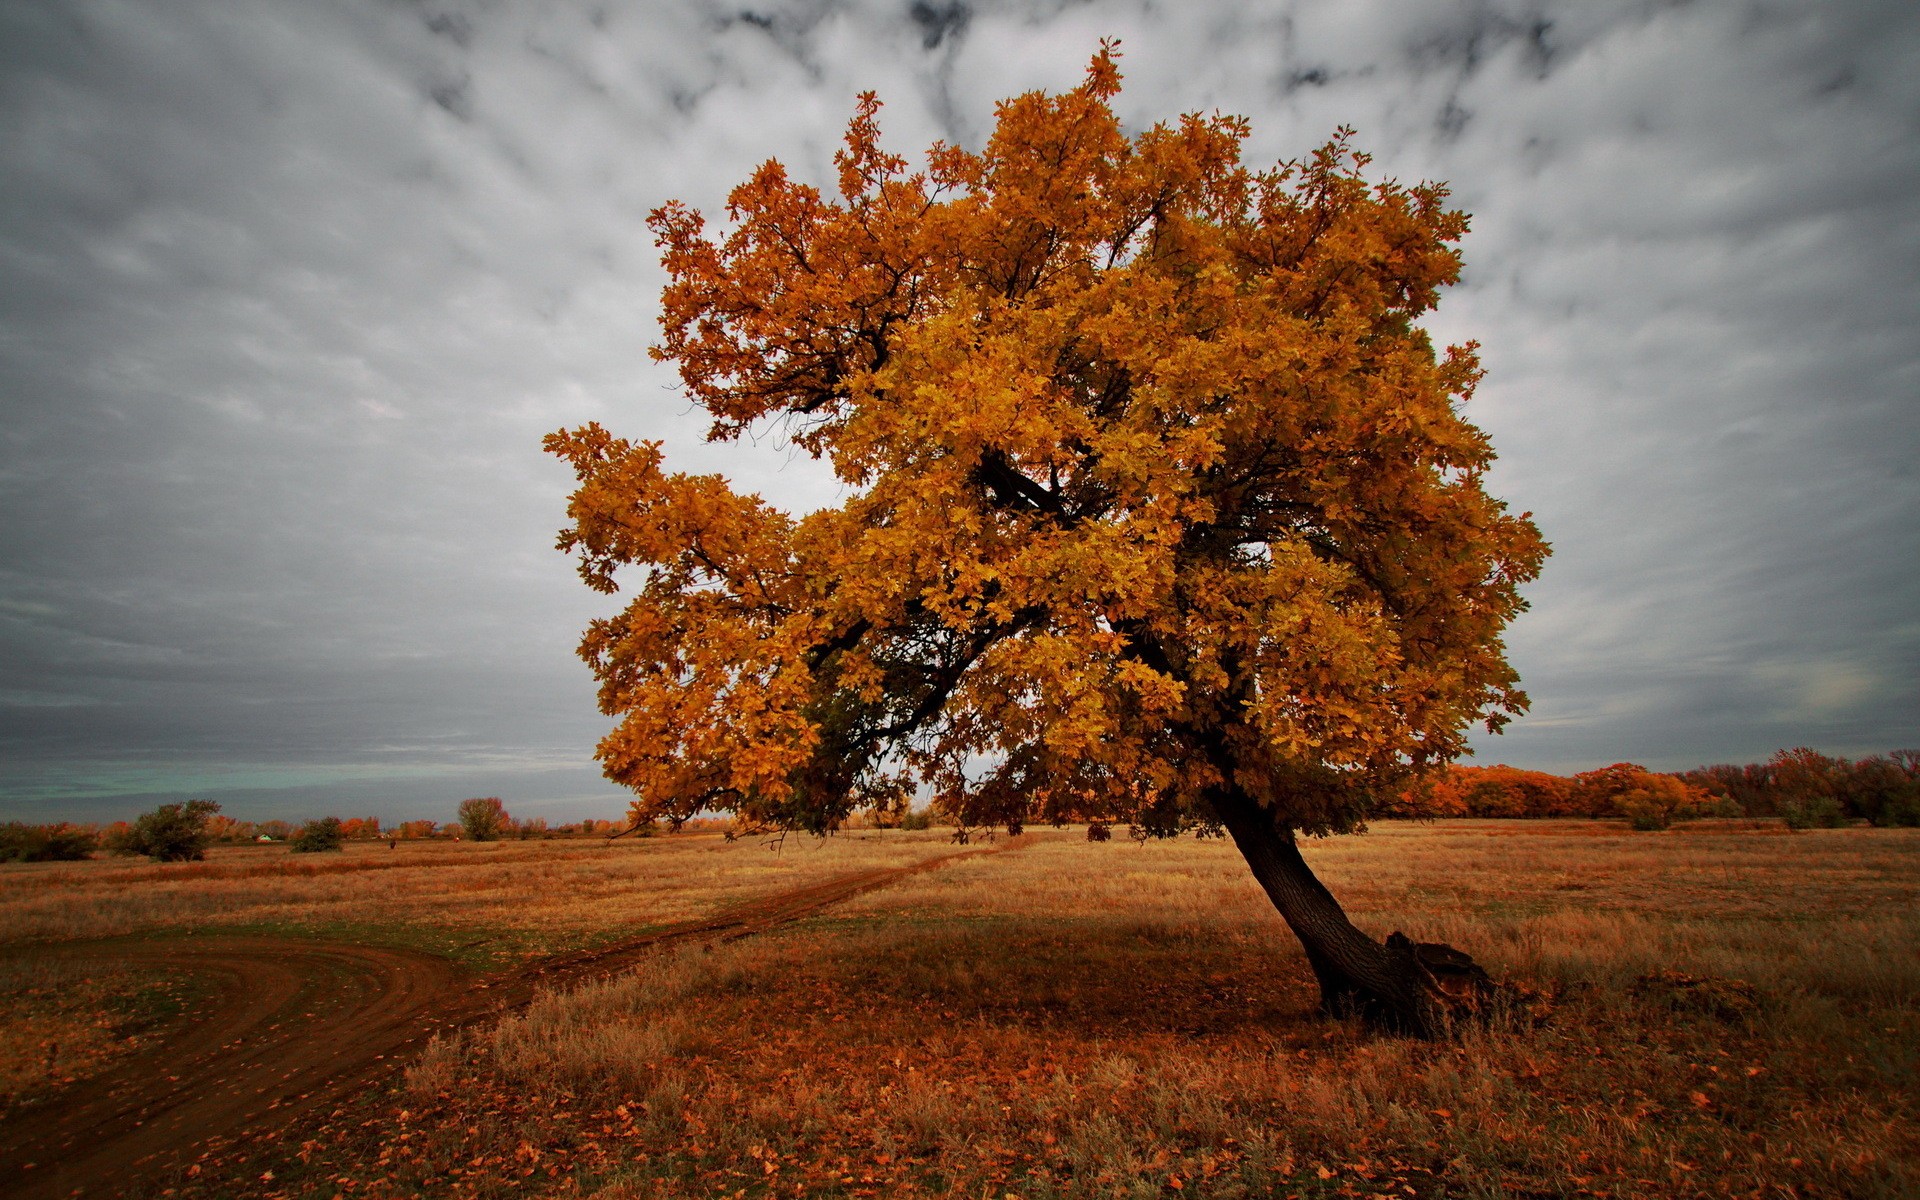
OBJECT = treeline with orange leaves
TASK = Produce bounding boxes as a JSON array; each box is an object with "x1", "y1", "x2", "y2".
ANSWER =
[{"x1": 1386, "y1": 748, "x2": 1920, "y2": 829}]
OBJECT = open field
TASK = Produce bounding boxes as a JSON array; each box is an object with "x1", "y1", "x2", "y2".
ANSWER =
[
  {"x1": 0, "y1": 830, "x2": 966, "y2": 954},
  {"x1": 0, "y1": 831, "x2": 969, "y2": 1110},
  {"x1": 2, "y1": 821, "x2": 1917, "y2": 1198}
]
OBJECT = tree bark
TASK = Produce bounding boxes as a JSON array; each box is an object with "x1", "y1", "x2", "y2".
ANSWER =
[{"x1": 1210, "y1": 782, "x2": 1496, "y2": 1038}]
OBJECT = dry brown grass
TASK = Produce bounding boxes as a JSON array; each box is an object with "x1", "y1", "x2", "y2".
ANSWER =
[
  {"x1": 0, "y1": 957, "x2": 198, "y2": 1107},
  {"x1": 0, "y1": 830, "x2": 962, "y2": 957},
  {"x1": 68, "y1": 821, "x2": 1920, "y2": 1198}
]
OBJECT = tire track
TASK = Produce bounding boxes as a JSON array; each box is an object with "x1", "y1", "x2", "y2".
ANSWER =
[{"x1": 0, "y1": 839, "x2": 1018, "y2": 1198}]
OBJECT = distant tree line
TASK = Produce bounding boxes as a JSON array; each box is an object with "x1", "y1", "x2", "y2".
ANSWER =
[
  {"x1": 0, "y1": 798, "x2": 638, "y2": 864},
  {"x1": 7, "y1": 753, "x2": 1914, "y2": 866},
  {"x1": 1384, "y1": 748, "x2": 1920, "y2": 829}
]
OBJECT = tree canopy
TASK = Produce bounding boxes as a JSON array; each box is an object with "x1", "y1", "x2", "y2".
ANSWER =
[
  {"x1": 457, "y1": 796, "x2": 512, "y2": 842},
  {"x1": 550, "y1": 47, "x2": 1543, "y2": 839},
  {"x1": 108, "y1": 799, "x2": 221, "y2": 863},
  {"x1": 549, "y1": 47, "x2": 1547, "y2": 1034}
]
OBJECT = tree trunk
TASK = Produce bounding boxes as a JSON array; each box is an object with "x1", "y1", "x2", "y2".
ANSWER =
[{"x1": 1210, "y1": 783, "x2": 1497, "y2": 1038}]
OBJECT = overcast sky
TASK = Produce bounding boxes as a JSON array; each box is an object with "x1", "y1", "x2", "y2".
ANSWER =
[{"x1": 2, "y1": 0, "x2": 1915, "y2": 823}]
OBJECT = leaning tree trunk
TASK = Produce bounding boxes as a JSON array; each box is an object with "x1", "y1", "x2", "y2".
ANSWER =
[{"x1": 1210, "y1": 783, "x2": 1498, "y2": 1038}]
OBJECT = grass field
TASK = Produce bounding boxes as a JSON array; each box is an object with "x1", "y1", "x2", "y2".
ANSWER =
[
  {"x1": 0, "y1": 830, "x2": 960, "y2": 1108},
  {"x1": 4, "y1": 820, "x2": 1917, "y2": 1198},
  {"x1": 0, "y1": 830, "x2": 960, "y2": 951}
]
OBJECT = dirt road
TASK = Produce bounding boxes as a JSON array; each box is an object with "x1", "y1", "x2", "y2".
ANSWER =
[{"x1": 0, "y1": 840, "x2": 1014, "y2": 1198}]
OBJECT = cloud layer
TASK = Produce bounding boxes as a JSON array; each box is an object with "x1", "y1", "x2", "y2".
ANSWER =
[{"x1": 2, "y1": 0, "x2": 1915, "y2": 820}]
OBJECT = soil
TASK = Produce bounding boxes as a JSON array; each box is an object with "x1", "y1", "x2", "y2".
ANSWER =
[{"x1": 0, "y1": 840, "x2": 1016, "y2": 1199}]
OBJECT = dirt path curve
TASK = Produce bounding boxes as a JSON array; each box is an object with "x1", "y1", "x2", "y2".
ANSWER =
[{"x1": 0, "y1": 838, "x2": 1019, "y2": 1199}]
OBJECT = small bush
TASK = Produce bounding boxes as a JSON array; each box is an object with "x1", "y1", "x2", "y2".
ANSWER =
[
  {"x1": 106, "y1": 800, "x2": 220, "y2": 862},
  {"x1": 1086, "y1": 821, "x2": 1112, "y2": 842},
  {"x1": 1697, "y1": 793, "x2": 1743, "y2": 818},
  {"x1": 1618, "y1": 796, "x2": 1672, "y2": 831},
  {"x1": 898, "y1": 809, "x2": 934, "y2": 831},
  {"x1": 1781, "y1": 795, "x2": 1846, "y2": 830},
  {"x1": 0, "y1": 822, "x2": 97, "y2": 863},
  {"x1": 290, "y1": 816, "x2": 345, "y2": 853},
  {"x1": 1611, "y1": 773, "x2": 1715, "y2": 831},
  {"x1": 1881, "y1": 791, "x2": 1920, "y2": 827}
]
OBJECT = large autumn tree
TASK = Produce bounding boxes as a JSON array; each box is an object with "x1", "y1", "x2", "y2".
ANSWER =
[{"x1": 548, "y1": 48, "x2": 1547, "y2": 1036}]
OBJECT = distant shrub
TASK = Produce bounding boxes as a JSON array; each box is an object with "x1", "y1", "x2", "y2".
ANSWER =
[
  {"x1": 291, "y1": 816, "x2": 345, "y2": 853},
  {"x1": 899, "y1": 809, "x2": 934, "y2": 831},
  {"x1": 1617, "y1": 797, "x2": 1671, "y2": 832},
  {"x1": 1780, "y1": 795, "x2": 1846, "y2": 830},
  {"x1": 1878, "y1": 790, "x2": 1920, "y2": 828},
  {"x1": 515, "y1": 817, "x2": 549, "y2": 840},
  {"x1": 107, "y1": 799, "x2": 221, "y2": 862},
  {"x1": 1085, "y1": 821, "x2": 1112, "y2": 843},
  {"x1": 1695, "y1": 794, "x2": 1742, "y2": 819},
  {"x1": 1613, "y1": 775, "x2": 1696, "y2": 831},
  {"x1": 0, "y1": 822, "x2": 97, "y2": 863},
  {"x1": 457, "y1": 797, "x2": 511, "y2": 842}
]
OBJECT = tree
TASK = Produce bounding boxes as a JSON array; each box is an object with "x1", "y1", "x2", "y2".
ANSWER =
[
  {"x1": 1612, "y1": 773, "x2": 1703, "y2": 831},
  {"x1": 1569, "y1": 762, "x2": 1654, "y2": 818},
  {"x1": 108, "y1": 799, "x2": 221, "y2": 862},
  {"x1": 457, "y1": 797, "x2": 511, "y2": 842},
  {"x1": 338, "y1": 816, "x2": 383, "y2": 840},
  {"x1": 1839, "y1": 755, "x2": 1920, "y2": 827},
  {"x1": 1769, "y1": 747, "x2": 1846, "y2": 829},
  {"x1": 203, "y1": 814, "x2": 256, "y2": 842},
  {"x1": 1680, "y1": 761, "x2": 1776, "y2": 816},
  {"x1": 290, "y1": 816, "x2": 346, "y2": 853},
  {"x1": 547, "y1": 47, "x2": 1546, "y2": 1036}
]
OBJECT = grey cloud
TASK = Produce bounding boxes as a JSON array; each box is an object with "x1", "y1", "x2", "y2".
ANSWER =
[
  {"x1": 2, "y1": 0, "x2": 1915, "y2": 821},
  {"x1": 910, "y1": 2, "x2": 972, "y2": 50}
]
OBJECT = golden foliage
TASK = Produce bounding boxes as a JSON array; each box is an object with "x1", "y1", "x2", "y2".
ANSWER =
[{"x1": 548, "y1": 45, "x2": 1546, "y2": 835}]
